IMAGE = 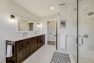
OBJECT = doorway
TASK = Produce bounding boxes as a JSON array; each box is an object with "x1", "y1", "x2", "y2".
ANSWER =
[{"x1": 47, "y1": 21, "x2": 57, "y2": 47}]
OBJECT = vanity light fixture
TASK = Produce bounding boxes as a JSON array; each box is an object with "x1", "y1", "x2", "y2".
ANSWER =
[
  {"x1": 10, "y1": 15, "x2": 16, "y2": 23},
  {"x1": 37, "y1": 23, "x2": 42, "y2": 28},
  {"x1": 10, "y1": 15, "x2": 15, "y2": 19},
  {"x1": 37, "y1": 23, "x2": 40, "y2": 27}
]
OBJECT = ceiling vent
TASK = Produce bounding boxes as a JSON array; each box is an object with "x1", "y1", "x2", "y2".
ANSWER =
[{"x1": 59, "y1": 3, "x2": 65, "y2": 6}]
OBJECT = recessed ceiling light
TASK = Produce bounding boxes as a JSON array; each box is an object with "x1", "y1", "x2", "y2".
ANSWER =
[{"x1": 50, "y1": 6, "x2": 54, "y2": 10}]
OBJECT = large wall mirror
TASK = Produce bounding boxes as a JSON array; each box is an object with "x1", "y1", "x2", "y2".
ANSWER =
[{"x1": 17, "y1": 17, "x2": 34, "y2": 31}]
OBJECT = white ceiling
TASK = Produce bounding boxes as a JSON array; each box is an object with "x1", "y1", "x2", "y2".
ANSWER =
[{"x1": 13, "y1": 0, "x2": 64, "y2": 17}]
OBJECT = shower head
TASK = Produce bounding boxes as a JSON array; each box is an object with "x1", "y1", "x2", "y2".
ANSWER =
[{"x1": 88, "y1": 12, "x2": 94, "y2": 16}]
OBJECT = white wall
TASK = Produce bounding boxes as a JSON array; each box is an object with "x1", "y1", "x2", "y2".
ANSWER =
[
  {"x1": 0, "y1": 0, "x2": 10, "y2": 63},
  {"x1": 9, "y1": 0, "x2": 40, "y2": 22},
  {"x1": 0, "y1": 0, "x2": 44, "y2": 63}
]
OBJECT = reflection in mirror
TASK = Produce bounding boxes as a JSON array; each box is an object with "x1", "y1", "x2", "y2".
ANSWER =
[{"x1": 18, "y1": 18, "x2": 34, "y2": 31}]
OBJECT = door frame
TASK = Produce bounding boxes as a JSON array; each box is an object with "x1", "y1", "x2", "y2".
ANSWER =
[
  {"x1": 47, "y1": 21, "x2": 58, "y2": 50},
  {"x1": 77, "y1": 0, "x2": 79, "y2": 63}
]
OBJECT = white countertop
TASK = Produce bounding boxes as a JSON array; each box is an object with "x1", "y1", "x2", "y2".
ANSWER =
[{"x1": 5, "y1": 34, "x2": 45, "y2": 42}]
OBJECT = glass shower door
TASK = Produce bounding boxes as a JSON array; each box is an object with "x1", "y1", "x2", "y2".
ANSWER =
[
  {"x1": 78, "y1": 0, "x2": 94, "y2": 63},
  {"x1": 57, "y1": 0, "x2": 78, "y2": 63}
]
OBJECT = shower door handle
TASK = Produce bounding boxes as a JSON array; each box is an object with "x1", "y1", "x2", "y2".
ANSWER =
[
  {"x1": 80, "y1": 37, "x2": 84, "y2": 46},
  {"x1": 81, "y1": 37, "x2": 84, "y2": 45},
  {"x1": 77, "y1": 35, "x2": 84, "y2": 46}
]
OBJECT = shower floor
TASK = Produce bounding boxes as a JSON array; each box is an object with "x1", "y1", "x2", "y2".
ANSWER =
[
  {"x1": 51, "y1": 52, "x2": 71, "y2": 63},
  {"x1": 73, "y1": 56, "x2": 94, "y2": 63}
]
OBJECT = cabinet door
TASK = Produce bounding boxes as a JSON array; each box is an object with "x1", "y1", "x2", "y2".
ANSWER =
[
  {"x1": 37, "y1": 36, "x2": 41, "y2": 48},
  {"x1": 23, "y1": 38, "x2": 35, "y2": 60},
  {"x1": 35, "y1": 35, "x2": 44, "y2": 49},
  {"x1": 42, "y1": 35, "x2": 45, "y2": 45},
  {"x1": 15, "y1": 41, "x2": 23, "y2": 63},
  {"x1": 23, "y1": 39, "x2": 30, "y2": 59},
  {"x1": 37, "y1": 35, "x2": 45, "y2": 48},
  {"x1": 29, "y1": 38, "x2": 35, "y2": 54},
  {"x1": 34, "y1": 37, "x2": 38, "y2": 50}
]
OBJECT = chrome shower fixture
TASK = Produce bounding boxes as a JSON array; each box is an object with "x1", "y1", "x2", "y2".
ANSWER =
[{"x1": 88, "y1": 12, "x2": 94, "y2": 16}]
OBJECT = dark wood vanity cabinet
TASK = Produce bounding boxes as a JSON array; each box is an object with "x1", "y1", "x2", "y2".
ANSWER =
[
  {"x1": 15, "y1": 40, "x2": 24, "y2": 63},
  {"x1": 22, "y1": 38, "x2": 35, "y2": 60},
  {"x1": 6, "y1": 35, "x2": 45, "y2": 63}
]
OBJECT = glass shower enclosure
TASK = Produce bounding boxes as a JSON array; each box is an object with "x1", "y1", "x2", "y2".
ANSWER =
[
  {"x1": 57, "y1": 0, "x2": 94, "y2": 63},
  {"x1": 78, "y1": 0, "x2": 94, "y2": 63}
]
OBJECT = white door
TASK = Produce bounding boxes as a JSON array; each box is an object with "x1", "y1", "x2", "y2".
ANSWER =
[{"x1": 47, "y1": 21, "x2": 56, "y2": 42}]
